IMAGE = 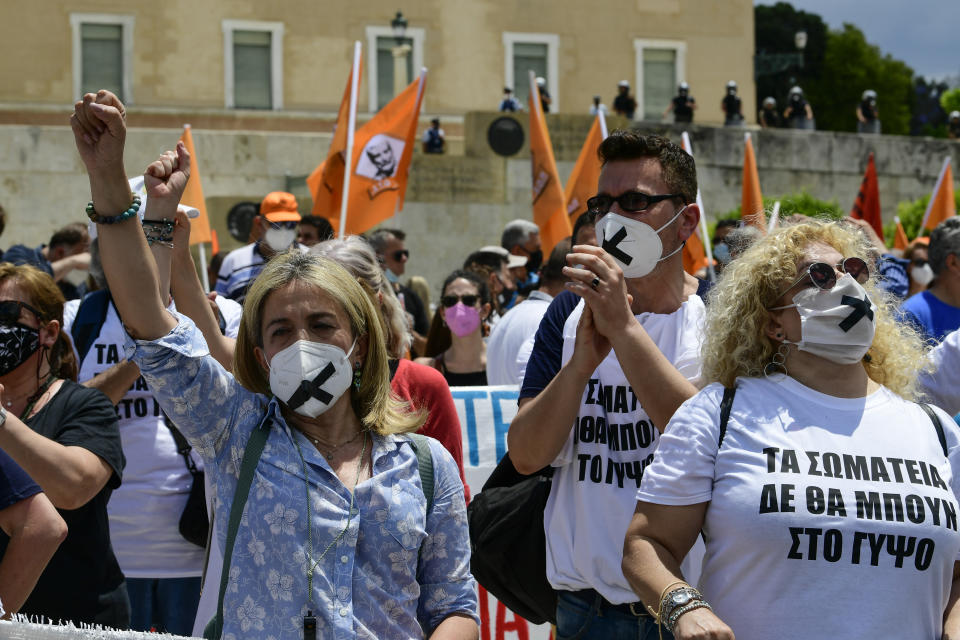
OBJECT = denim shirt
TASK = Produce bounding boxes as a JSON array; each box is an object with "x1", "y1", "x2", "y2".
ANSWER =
[{"x1": 125, "y1": 314, "x2": 478, "y2": 639}]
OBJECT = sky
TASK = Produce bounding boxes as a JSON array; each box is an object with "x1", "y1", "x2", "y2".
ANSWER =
[{"x1": 755, "y1": 1, "x2": 959, "y2": 81}]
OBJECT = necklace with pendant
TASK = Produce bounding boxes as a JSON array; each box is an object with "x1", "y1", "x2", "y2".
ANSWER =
[{"x1": 309, "y1": 429, "x2": 363, "y2": 458}]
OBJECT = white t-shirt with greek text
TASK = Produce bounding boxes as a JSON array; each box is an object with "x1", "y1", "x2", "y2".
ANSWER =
[
  {"x1": 543, "y1": 294, "x2": 704, "y2": 604},
  {"x1": 64, "y1": 296, "x2": 242, "y2": 577},
  {"x1": 638, "y1": 376, "x2": 960, "y2": 640}
]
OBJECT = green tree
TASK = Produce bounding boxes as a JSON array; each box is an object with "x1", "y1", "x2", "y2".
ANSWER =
[
  {"x1": 754, "y1": 3, "x2": 828, "y2": 113},
  {"x1": 941, "y1": 88, "x2": 960, "y2": 115},
  {"x1": 710, "y1": 191, "x2": 842, "y2": 238},
  {"x1": 805, "y1": 24, "x2": 914, "y2": 135}
]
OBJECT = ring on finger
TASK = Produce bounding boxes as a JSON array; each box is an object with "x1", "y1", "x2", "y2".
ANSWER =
[{"x1": 591, "y1": 277, "x2": 601, "y2": 290}]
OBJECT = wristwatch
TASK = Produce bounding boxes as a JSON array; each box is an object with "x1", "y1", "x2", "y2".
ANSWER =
[
  {"x1": 660, "y1": 587, "x2": 702, "y2": 627},
  {"x1": 0, "y1": 406, "x2": 8, "y2": 427}
]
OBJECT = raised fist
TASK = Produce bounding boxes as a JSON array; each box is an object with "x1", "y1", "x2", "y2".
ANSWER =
[{"x1": 70, "y1": 90, "x2": 127, "y2": 175}]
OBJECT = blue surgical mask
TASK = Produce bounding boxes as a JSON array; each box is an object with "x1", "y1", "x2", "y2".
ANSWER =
[{"x1": 385, "y1": 268, "x2": 400, "y2": 284}]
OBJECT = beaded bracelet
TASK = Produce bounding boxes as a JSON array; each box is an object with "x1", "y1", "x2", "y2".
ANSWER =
[
  {"x1": 142, "y1": 218, "x2": 175, "y2": 248},
  {"x1": 86, "y1": 195, "x2": 141, "y2": 225},
  {"x1": 665, "y1": 599, "x2": 713, "y2": 633}
]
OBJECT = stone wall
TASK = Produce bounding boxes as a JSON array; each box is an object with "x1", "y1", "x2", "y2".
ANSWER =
[{"x1": 1, "y1": 115, "x2": 958, "y2": 299}]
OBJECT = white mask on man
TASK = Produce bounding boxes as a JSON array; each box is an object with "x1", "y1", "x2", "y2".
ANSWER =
[
  {"x1": 264, "y1": 226, "x2": 297, "y2": 252},
  {"x1": 598, "y1": 206, "x2": 686, "y2": 279}
]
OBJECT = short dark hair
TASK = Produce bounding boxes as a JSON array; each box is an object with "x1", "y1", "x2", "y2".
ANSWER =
[
  {"x1": 540, "y1": 239, "x2": 570, "y2": 285},
  {"x1": 299, "y1": 215, "x2": 334, "y2": 241},
  {"x1": 48, "y1": 222, "x2": 88, "y2": 250},
  {"x1": 597, "y1": 131, "x2": 697, "y2": 205},
  {"x1": 929, "y1": 217, "x2": 960, "y2": 275},
  {"x1": 572, "y1": 210, "x2": 597, "y2": 245},
  {"x1": 366, "y1": 228, "x2": 405, "y2": 254},
  {"x1": 463, "y1": 250, "x2": 506, "y2": 275}
]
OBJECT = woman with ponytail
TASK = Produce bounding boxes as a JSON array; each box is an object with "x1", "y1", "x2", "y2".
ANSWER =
[{"x1": 0, "y1": 263, "x2": 127, "y2": 628}]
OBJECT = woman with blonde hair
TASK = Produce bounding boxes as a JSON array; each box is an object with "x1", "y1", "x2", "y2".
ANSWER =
[
  {"x1": 622, "y1": 219, "x2": 960, "y2": 640},
  {"x1": 73, "y1": 89, "x2": 478, "y2": 640}
]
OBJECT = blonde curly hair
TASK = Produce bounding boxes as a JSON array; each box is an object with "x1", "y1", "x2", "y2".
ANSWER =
[{"x1": 702, "y1": 219, "x2": 928, "y2": 400}]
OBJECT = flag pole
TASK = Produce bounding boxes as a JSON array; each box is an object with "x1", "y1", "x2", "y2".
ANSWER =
[
  {"x1": 338, "y1": 41, "x2": 362, "y2": 238},
  {"x1": 198, "y1": 244, "x2": 210, "y2": 293},
  {"x1": 681, "y1": 131, "x2": 715, "y2": 282},
  {"x1": 598, "y1": 110, "x2": 609, "y2": 139},
  {"x1": 768, "y1": 201, "x2": 781, "y2": 232}
]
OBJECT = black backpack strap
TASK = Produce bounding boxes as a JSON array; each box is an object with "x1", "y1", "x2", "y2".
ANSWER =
[
  {"x1": 407, "y1": 433, "x2": 435, "y2": 514},
  {"x1": 205, "y1": 415, "x2": 271, "y2": 640},
  {"x1": 70, "y1": 289, "x2": 113, "y2": 364},
  {"x1": 718, "y1": 386, "x2": 737, "y2": 448},
  {"x1": 919, "y1": 403, "x2": 948, "y2": 458},
  {"x1": 164, "y1": 414, "x2": 201, "y2": 477}
]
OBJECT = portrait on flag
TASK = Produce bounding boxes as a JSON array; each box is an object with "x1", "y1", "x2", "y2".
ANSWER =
[{"x1": 356, "y1": 133, "x2": 404, "y2": 180}]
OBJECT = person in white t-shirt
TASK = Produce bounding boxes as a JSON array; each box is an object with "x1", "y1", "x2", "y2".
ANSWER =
[
  {"x1": 623, "y1": 220, "x2": 960, "y2": 640},
  {"x1": 509, "y1": 131, "x2": 706, "y2": 639},
  {"x1": 64, "y1": 195, "x2": 242, "y2": 636}
]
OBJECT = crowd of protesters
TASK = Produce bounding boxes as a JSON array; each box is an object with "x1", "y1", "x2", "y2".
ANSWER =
[{"x1": 1, "y1": 84, "x2": 960, "y2": 640}]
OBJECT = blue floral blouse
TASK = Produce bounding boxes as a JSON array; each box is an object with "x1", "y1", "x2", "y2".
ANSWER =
[{"x1": 125, "y1": 314, "x2": 478, "y2": 639}]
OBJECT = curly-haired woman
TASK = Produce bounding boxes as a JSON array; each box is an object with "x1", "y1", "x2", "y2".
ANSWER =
[{"x1": 622, "y1": 220, "x2": 960, "y2": 640}]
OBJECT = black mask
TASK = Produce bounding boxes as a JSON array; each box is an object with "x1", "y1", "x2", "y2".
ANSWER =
[
  {"x1": 525, "y1": 249, "x2": 543, "y2": 273},
  {"x1": 0, "y1": 324, "x2": 40, "y2": 376}
]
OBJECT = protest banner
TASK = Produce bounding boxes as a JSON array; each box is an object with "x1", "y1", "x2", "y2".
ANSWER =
[{"x1": 452, "y1": 386, "x2": 553, "y2": 640}]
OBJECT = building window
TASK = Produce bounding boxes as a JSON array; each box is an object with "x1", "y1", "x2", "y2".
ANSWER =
[
  {"x1": 634, "y1": 39, "x2": 686, "y2": 121},
  {"x1": 222, "y1": 20, "x2": 284, "y2": 110},
  {"x1": 70, "y1": 14, "x2": 134, "y2": 103},
  {"x1": 365, "y1": 26, "x2": 425, "y2": 112},
  {"x1": 502, "y1": 32, "x2": 559, "y2": 112}
]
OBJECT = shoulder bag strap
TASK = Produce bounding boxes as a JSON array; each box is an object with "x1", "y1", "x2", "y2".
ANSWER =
[
  {"x1": 205, "y1": 415, "x2": 271, "y2": 640},
  {"x1": 919, "y1": 403, "x2": 949, "y2": 458},
  {"x1": 718, "y1": 386, "x2": 737, "y2": 448},
  {"x1": 163, "y1": 414, "x2": 201, "y2": 476},
  {"x1": 407, "y1": 433, "x2": 435, "y2": 513}
]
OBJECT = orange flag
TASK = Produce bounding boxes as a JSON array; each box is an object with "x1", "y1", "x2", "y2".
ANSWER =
[
  {"x1": 335, "y1": 70, "x2": 426, "y2": 236},
  {"x1": 307, "y1": 49, "x2": 362, "y2": 224},
  {"x1": 178, "y1": 125, "x2": 212, "y2": 245},
  {"x1": 528, "y1": 71, "x2": 572, "y2": 253},
  {"x1": 564, "y1": 112, "x2": 607, "y2": 229},
  {"x1": 893, "y1": 216, "x2": 909, "y2": 251},
  {"x1": 679, "y1": 132, "x2": 712, "y2": 278},
  {"x1": 741, "y1": 133, "x2": 766, "y2": 232},
  {"x1": 851, "y1": 152, "x2": 883, "y2": 239},
  {"x1": 921, "y1": 157, "x2": 956, "y2": 231}
]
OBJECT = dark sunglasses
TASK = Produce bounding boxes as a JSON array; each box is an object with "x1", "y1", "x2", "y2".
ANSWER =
[
  {"x1": 586, "y1": 191, "x2": 682, "y2": 215},
  {"x1": 441, "y1": 294, "x2": 479, "y2": 308},
  {"x1": 392, "y1": 249, "x2": 410, "y2": 261},
  {"x1": 269, "y1": 221, "x2": 298, "y2": 231},
  {"x1": 911, "y1": 258, "x2": 928, "y2": 268},
  {"x1": 777, "y1": 257, "x2": 870, "y2": 298},
  {"x1": 0, "y1": 300, "x2": 41, "y2": 324}
]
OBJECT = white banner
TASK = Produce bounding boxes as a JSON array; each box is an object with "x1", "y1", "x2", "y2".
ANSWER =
[{"x1": 451, "y1": 386, "x2": 553, "y2": 640}]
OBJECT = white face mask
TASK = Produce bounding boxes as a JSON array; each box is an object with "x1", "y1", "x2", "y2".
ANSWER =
[
  {"x1": 264, "y1": 226, "x2": 298, "y2": 252},
  {"x1": 598, "y1": 206, "x2": 686, "y2": 278},
  {"x1": 771, "y1": 274, "x2": 876, "y2": 365},
  {"x1": 268, "y1": 339, "x2": 356, "y2": 418},
  {"x1": 911, "y1": 264, "x2": 934, "y2": 287}
]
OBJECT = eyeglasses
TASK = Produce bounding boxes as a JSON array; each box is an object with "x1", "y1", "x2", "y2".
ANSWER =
[
  {"x1": 0, "y1": 300, "x2": 41, "y2": 325},
  {"x1": 911, "y1": 258, "x2": 928, "y2": 268},
  {"x1": 777, "y1": 257, "x2": 870, "y2": 299},
  {"x1": 441, "y1": 294, "x2": 479, "y2": 308},
  {"x1": 392, "y1": 249, "x2": 410, "y2": 261},
  {"x1": 269, "y1": 221, "x2": 298, "y2": 231},
  {"x1": 586, "y1": 191, "x2": 682, "y2": 215}
]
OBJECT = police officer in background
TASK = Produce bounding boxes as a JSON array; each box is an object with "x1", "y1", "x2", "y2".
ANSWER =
[
  {"x1": 948, "y1": 111, "x2": 960, "y2": 140},
  {"x1": 613, "y1": 80, "x2": 637, "y2": 120},
  {"x1": 857, "y1": 89, "x2": 881, "y2": 134},
  {"x1": 664, "y1": 81, "x2": 696, "y2": 124},
  {"x1": 758, "y1": 96, "x2": 781, "y2": 128},
  {"x1": 783, "y1": 85, "x2": 814, "y2": 130},
  {"x1": 721, "y1": 80, "x2": 743, "y2": 126}
]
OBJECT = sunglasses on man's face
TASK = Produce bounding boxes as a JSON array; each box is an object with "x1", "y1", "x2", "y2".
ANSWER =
[
  {"x1": 392, "y1": 249, "x2": 410, "y2": 261},
  {"x1": 0, "y1": 300, "x2": 41, "y2": 325},
  {"x1": 441, "y1": 294, "x2": 479, "y2": 308},
  {"x1": 586, "y1": 191, "x2": 682, "y2": 216},
  {"x1": 777, "y1": 257, "x2": 870, "y2": 298},
  {"x1": 269, "y1": 221, "x2": 298, "y2": 231}
]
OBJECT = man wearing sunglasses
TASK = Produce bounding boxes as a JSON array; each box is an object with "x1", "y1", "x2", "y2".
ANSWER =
[
  {"x1": 507, "y1": 131, "x2": 707, "y2": 639},
  {"x1": 215, "y1": 192, "x2": 303, "y2": 304},
  {"x1": 367, "y1": 228, "x2": 429, "y2": 357}
]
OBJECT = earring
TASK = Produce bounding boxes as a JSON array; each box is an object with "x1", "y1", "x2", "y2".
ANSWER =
[
  {"x1": 763, "y1": 342, "x2": 789, "y2": 379},
  {"x1": 353, "y1": 361, "x2": 362, "y2": 391},
  {"x1": 775, "y1": 332, "x2": 783, "y2": 339}
]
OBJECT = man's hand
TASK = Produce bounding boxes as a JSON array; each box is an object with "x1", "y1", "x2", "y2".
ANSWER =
[
  {"x1": 70, "y1": 90, "x2": 127, "y2": 176},
  {"x1": 171, "y1": 208, "x2": 192, "y2": 256},
  {"x1": 143, "y1": 143, "x2": 191, "y2": 220},
  {"x1": 563, "y1": 244, "x2": 635, "y2": 339},
  {"x1": 843, "y1": 216, "x2": 887, "y2": 256}
]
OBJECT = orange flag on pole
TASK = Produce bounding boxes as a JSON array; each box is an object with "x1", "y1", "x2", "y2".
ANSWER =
[
  {"x1": 679, "y1": 131, "x2": 713, "y2": 279},
  {"x1": 307, "y1": 42, "x2": 362, "y2": 228},
  {"x1": 851, "y1": 152, "x2": 883, "y2": 239},
  {"x1": 336, "y1": 69, "x2": 426, "y2": 236},
  {"x1": 921, "y1": 157, "x2": 956, "y2": 232},
  {"x1": 528, "y1": 71, "x2": 572, "y2": 253},
  {"x1": 893, "y1": 216, "x2": 909, "y2": 251},
  {"x1": 564, "y1": 112, "x2": 608, "y2": 229},
  {"x1": 741, "y1": 133, "x2": 766, "y2": 232},
  {"x1": 178, "y1": 125, "x2": 212, "y2": 245}
]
